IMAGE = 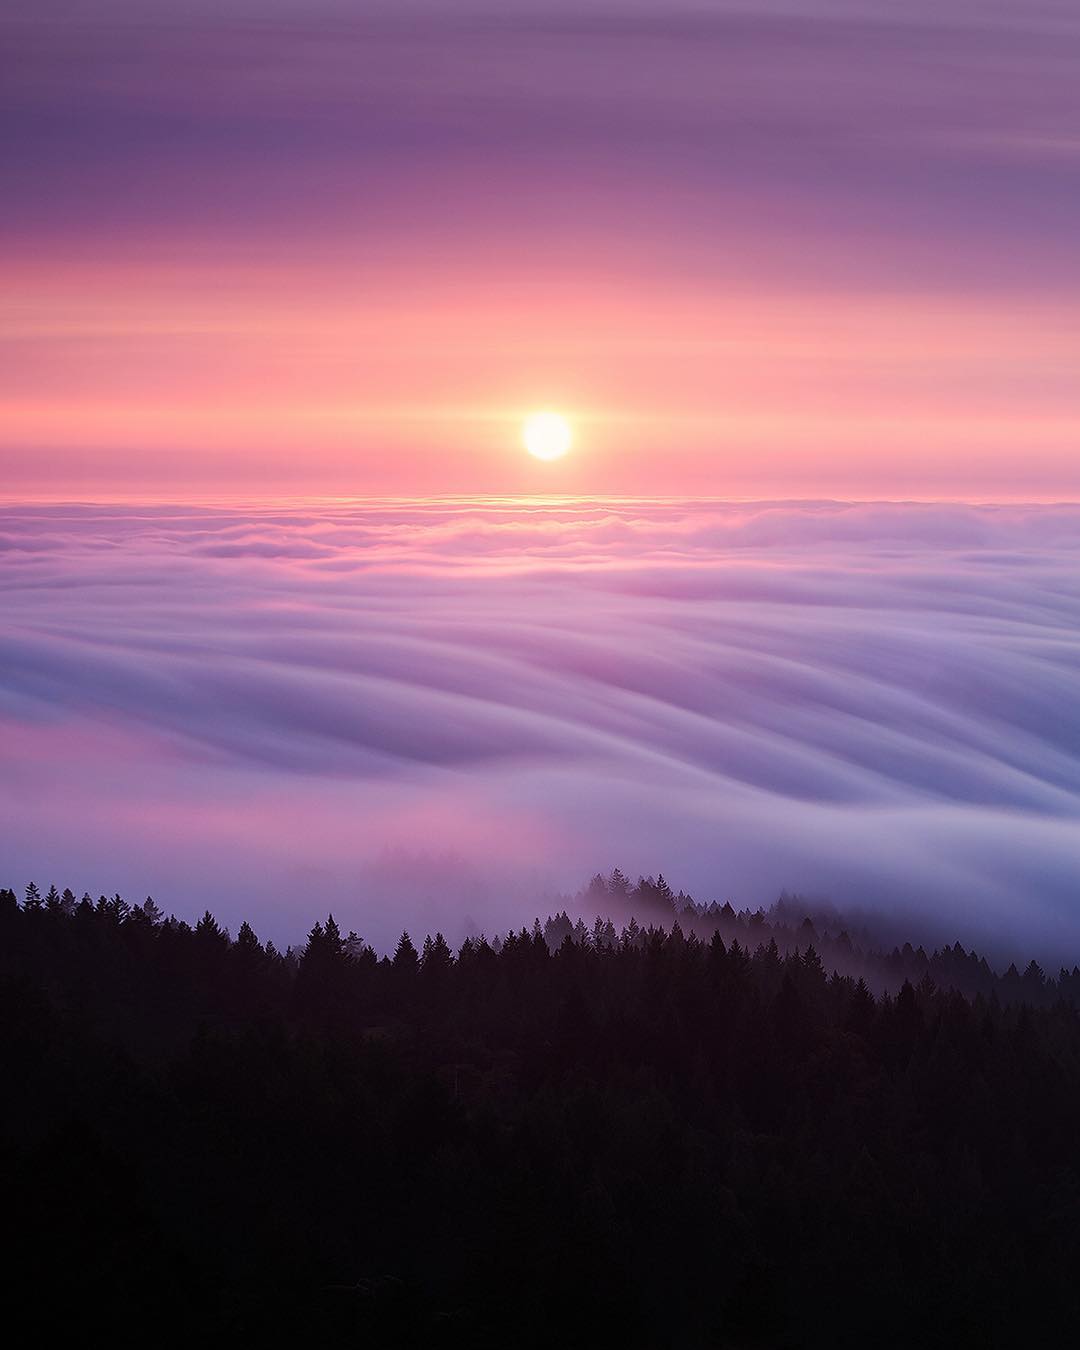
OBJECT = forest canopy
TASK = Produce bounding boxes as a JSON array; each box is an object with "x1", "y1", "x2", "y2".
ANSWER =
[{"x1": 4, "y1": 874, "x2": 1080, "y2": 1347}]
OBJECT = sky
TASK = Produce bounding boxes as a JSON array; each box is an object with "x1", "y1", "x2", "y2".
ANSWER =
[
  {"x1": 4, "y1": 0, "x2": 1080, "y2": 498},
  {"x1": 5, "y1": 5, "x2": 1080, "y2": 956},
  {"x1": 4, "y1": 498, "x2": 1080, "y2": 957}
]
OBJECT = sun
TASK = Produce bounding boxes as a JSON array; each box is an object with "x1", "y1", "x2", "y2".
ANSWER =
[{"x1": 523, "y1": 411, "x2": 573, "y2": 461}]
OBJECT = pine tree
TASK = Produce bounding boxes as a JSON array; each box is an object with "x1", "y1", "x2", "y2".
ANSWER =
[
  {"x1": 323, "y1": 914, "x2": 345, "y2": 961},
  {"x1": 609, "y1": 868, "x2": 630, "y2": 897},
  {"x1": 195, "y1": 909, "x2": 227, "y2": 945},
  {"x1": 236, "y1": 920, "x2": 262, "y2": 955},
  {"x1": 102, "y1": 893, "x2": 130, "y2": 925},
  {"x1": 393, "y1": 931, "x2": 419, "y2": 972},
  {"x1": 141, "y1": 896, "x2": 164, "y2": 925},
  {"x1": 845, "y1": 978, "x2": 876, "y2": 1038},
  {"x1": 421, "y1": 931, "x2": 452, "y2": 971}
]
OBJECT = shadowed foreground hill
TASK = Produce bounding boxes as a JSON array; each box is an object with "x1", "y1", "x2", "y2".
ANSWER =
[{"x1": 4, "y1": 882, "x2": 1080, "y2": 1347}]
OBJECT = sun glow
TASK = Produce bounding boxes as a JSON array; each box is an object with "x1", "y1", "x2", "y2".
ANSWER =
[{"x1": 523, "y1": 411, "x2": 573, "y2": 461}]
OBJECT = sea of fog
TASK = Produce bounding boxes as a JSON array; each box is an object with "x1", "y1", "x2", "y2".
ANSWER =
[{"x1": 3, "y1": 498, "x2": 1080, "y2": 959}]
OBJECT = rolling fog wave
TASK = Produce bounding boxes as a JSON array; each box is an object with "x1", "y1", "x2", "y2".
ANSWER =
[{"x1": 3, "y1": 498, "x2": 1080, "y2": 955}]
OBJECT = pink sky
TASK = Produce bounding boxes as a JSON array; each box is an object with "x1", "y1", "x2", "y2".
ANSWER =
[
  {"x1": 6, "y1": 253, "x2": 1080, "y2": 500},
  {"x1": 4, "y1": 1, "x2": 1080, "y2": 500}
]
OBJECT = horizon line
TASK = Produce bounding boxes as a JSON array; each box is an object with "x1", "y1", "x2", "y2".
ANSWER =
[{"x1": 6, "y1": 493, "x2": 1080, "y2": 509}]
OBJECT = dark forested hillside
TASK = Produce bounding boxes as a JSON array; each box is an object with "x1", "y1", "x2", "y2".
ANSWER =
[{"x1": 4, "y1": 878, "x2": 1080, "y2": 1347}]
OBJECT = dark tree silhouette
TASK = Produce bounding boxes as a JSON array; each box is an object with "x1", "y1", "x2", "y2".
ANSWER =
[
  {"x1": 2, "y1": 873, "x2": 1080, "y2": 1347},
  {"x1": 392, "y1": 929, "x2": 419, "y2": 972}
]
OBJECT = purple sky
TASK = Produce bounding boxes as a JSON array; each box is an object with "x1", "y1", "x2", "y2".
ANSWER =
[{"x1": 6, "y1": 2, "x2": 1078, "y2": 264}]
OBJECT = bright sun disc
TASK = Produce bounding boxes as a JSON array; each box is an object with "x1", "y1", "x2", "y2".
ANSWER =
[{"x1": 523, "y1": 411, "x2": 572, "y2": 461}]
